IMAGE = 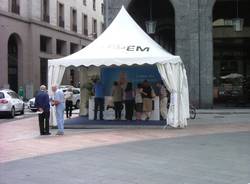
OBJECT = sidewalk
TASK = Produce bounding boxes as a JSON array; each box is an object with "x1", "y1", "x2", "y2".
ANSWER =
[{"x1": 197, "y1": 108, "x2": 250, "y2": 114}]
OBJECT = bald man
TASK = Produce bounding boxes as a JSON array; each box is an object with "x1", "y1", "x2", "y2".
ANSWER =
[{"x1": 35, "y1": 85, "x2": 51, "y2": 135}]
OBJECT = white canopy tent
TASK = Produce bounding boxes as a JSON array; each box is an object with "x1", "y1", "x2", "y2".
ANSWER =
[{"x1": 48, "y1": 6, "x2": 190, "y2": 128}]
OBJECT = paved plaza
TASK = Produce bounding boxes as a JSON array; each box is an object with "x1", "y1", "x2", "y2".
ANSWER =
[{"x1": 0, "y1": 113, "x2": 250, "y2": 184}]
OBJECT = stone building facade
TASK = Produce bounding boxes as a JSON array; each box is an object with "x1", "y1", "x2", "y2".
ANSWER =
[
  {"x1": 0, "y1": 0, "x2": 104, "y2": 99},
  {"x1": 105, "y1": 0, "x2": 250, "y2": 108}
]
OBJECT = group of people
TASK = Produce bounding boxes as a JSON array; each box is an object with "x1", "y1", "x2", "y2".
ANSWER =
[
  {"x1": 93, "y1": 79, "x2": 169, "y2": 121},
  {"x1": 35, "y1": 85, "x2": 66, "y2": 136},
  {"x1": 34, "y1": 79, "x2": 169, "y2": 135}
]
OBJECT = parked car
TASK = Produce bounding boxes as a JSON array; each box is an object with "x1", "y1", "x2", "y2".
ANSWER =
[
  {"x1": 60, "y1": 87, "x2": 81, "y2": 109},
  {"x1": 28, "y1": 87, "x2": 81, "y2": 111},
  {"x1": 28, "y1": 98, "x2": 37, "y2": 112},
  {"x1": 0, "y1": 89, "x2": 25, "y2": 118}
]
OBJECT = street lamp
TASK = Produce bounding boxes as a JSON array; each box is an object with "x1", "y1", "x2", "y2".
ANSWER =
[
  {"x1": 145, "y1": 0, "x2": 156, "y2": 34},
  {"x1": 232, "y1": 0, "x2": 244, "y2": 32}
]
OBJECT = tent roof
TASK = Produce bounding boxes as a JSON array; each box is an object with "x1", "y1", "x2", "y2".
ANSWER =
[{"x1": 48, "y1": 6, "x2": 181, "y2": 67}]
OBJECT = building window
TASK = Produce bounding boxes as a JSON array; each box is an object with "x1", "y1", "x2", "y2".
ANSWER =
[
  {"x1": 82, "y1": 14, "x2": 88, "y2": 36},
  {"x1": 10, "y1": 0, "x2": 20, "y2": 14},
  {"x1": 58, "y1": 3, "x2": 64, "y2": 28},
  {"x1": 83, "y1": 0, "x2": 86, "y2": 6},
  {"x1": 101, "y1": 22, "x2": 105, "y2": 33},
  {"x1": 56, "y1": 39, "x2": 66, "y2": 55},
  {"x1": 70, "y1": 43, "x2": 78, "y2": 54},
  {"x1": 40, "y1": 35, "x2": 52, "y2": 53},
  {"x1": 41, "y1": 0, "x2": 50, "y2": 23},
  {"x1": 92, "y1": 18, "x2": 97, "y2": 38},
  {"x1": 101, "y1": 3, "x2": 104, "y2": 15},
  {"x1": 93, "y1": 0, "x2": 96, "y2": 11},
  {"x1": 71, "y1": 8, "x2": 77, "y2": 32},
  {"x1": 40, "y1": 58, "x2": 48, "y2": 85}
]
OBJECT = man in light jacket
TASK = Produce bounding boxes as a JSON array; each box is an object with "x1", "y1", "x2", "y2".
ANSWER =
[{"x1": 51, "y1": 85, "x2": 65, "y2": 135}]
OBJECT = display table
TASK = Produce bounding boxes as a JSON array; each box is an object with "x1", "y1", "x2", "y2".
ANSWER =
[{"x1": 89, "y1": 96, "x2": 160, "y2": 120}]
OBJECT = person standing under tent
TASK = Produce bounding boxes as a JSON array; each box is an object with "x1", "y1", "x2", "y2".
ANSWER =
[
  {"x1": 124, "y1": 82, "x2": 134, "y2": 120},
  {"x1": 135, "y1": 83, "x2": 143, "y2": 120},
  {"x1": 156, "y1": 81, "x2": 169, "y2": 120},
  {"x1": 142, "y1": 80, "x2": 153, "y2": 120},
  {"x1": 93, "y1": 79, "x2": 105, "y2": 120},
  {"x1": 112, "y1": 81, "x2": 123, "y2": 120},
  {"x1": 35, "y1": 85, "x2": 51, "y2": 135},
  {"x1": 64, "y1": 87, "x2": 74, "y2": 119},
  {"x1": 51, "y1": 85, "x2": 65, "y2": 135}
]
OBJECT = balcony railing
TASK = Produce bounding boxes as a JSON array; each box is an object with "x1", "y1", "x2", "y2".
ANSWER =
[
  {"x1": 11, "y1": 4, "x2": 20, "y2": 14},
  {"x1": 72, "y1": 24, "x2": 77, "y2": 32},
  {"x1": 43, "y1": 14, "x2": 50, "y2": 23}
]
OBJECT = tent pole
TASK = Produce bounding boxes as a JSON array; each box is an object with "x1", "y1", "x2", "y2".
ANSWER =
[
  {"x1": 178, "y1": 63, "x2": 181, "y2": 126},
  {"x1": 79, "y1": 66, "x2": 88, "y2": 116}
]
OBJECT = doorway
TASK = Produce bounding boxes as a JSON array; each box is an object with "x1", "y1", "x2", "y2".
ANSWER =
[{"x1": 213, "y1": 0, "x2": 250, "y2": 107}]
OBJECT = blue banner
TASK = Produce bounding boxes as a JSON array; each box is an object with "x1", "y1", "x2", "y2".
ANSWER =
[{"x1": 101, "y1": 65, "x2": 161, "y2": 95}]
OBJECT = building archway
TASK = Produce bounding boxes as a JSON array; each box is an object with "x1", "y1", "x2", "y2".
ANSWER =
[
  {"x1": 8, "y1": 33, "x2": 22, "y2": 92},
  {"x1": 213, "y1": 0, "x2": 250, "y2": 107},
  {"x1": 128, "y1": 0, "x2": 175, "y2": 54}
]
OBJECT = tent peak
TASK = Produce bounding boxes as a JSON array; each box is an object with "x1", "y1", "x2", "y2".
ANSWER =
[{"x1": 48, "y1": 6, "x2": 182, "y2": 67}]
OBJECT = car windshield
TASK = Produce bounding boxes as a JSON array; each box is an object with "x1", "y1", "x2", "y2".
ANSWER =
[
  {"x1": 7, "y1": 92, "x2": 20, "y2": 99},
  {"x1": 0, "y1": 92, "x2": 4, "y2": 99}
]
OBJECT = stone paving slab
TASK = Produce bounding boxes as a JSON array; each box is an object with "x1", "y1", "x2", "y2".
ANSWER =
[
  {"x1": 197, "y1": 108, "x2": 250, "y2": 114},
  {"x1": 0, "y1": 132, "x2": 249, "y2": 184},
  {"x1": 0, "y1": 114, "x2": 250, "y2": 163}
]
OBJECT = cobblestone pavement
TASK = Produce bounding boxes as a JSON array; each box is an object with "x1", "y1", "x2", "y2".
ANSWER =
[{"x1": 0, "y1": 113, "x2": 249, "y2": 184}]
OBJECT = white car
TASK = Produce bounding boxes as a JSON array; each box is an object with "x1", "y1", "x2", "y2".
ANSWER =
[
  {"x1": 28, "y1": 97, "x2": 37, "y2": 112},
  {"x1": 28, "y1": 87, "x2": 81, "y2": 111},
  {"x1": 0, "y1": 89, "x2": 25, "y2": 118},
  {"x1": 61, "y1": 87, "x2": 81, "y2": 109}
]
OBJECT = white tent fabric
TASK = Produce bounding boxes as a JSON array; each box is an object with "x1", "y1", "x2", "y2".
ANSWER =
[
  {"x1": 47, "y1": 65, "x2": 65, "y2": 126},
  {"x1": 157, "y1": 63, "x2": 190, "y2": 127},
  {"x1": 48, "y1": 6, "x2": 190, "y2": 127}
]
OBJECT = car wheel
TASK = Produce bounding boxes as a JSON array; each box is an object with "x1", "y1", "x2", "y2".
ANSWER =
[
  {"x1": 20, "y1": 104, "x2": 25, "y2": 115},
  {"x1": 31, "y1": 109, "x2": 37, "y2": 112},
  {"x1": 9, "y1": 107, "x2": 15, "y2": 118},
  {"x1": 75, "y1": 100, "x2": 80, "y2": 109}
]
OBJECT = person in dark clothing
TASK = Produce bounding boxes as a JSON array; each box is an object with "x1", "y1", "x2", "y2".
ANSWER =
[
  {"x1": 112, "y1": 81, "x2": 123, "y2": 120},
  {"x1": 64, "y1": 87, "x2": 73, "y2": 119},
  {"x1": 141, "y1": 80, "x2": 153, "y2": 120},
  {"x1": 124, "y1": 82, "x2": 134, "y2": 120},
  {"x1": 35, "y1": 85, "x2": 51, "y2": 135},
  {"x1": 93, "y1": 79, "x2": 105, "y2": 120}
]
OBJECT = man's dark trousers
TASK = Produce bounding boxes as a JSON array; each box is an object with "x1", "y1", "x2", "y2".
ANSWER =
[
  {"x1": 94, "y1": 97, "x2": 104, "y2": 120},
  {"x1": 65, "y1": 100, "x2": 73, "y2": 118},
  {"x1": 38, "y1": 110, "x2": 50, "y2": 135}
]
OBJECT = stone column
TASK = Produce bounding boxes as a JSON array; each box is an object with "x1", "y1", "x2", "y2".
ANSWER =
[
  {"x1": 0, "y1": 27, "x2": 8, "y2": 88},
  {"x1": 175, "y1": 0, "x2": 201, "y2": 107},
  {"x1": 79, "y1": 66, "x2": 88, "y2": 116},
  {"x1": 198, "y1": 0, "x2": 215, "y2": 108}
]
